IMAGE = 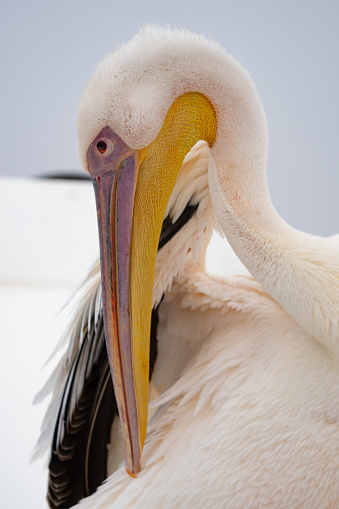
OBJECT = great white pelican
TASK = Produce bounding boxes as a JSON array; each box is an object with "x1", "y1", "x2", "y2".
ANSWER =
[{"x1": 35, "y1": 26, "x2": 339, "y2": 508}]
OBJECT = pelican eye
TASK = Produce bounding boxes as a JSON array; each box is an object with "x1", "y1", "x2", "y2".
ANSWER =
[{"x1": 95, "y1": 138, "x2": 114, "y2": 156}]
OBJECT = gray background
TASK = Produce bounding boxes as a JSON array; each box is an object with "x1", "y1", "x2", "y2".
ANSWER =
[{"x1": 1, "y1": 0, "x2": 338, "y2": 237}]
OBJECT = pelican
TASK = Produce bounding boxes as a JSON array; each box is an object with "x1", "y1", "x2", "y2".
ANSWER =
[{"x1": 35, "y1": 26, "x2": 339, "y2": 508}]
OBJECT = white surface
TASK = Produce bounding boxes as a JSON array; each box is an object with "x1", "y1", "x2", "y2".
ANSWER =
[
  {"x1": 0, "y1": 178, "x2": 98, "y2": 286},
  {"x1": 0, "y1": 177, "x2": 244, "y2": 508}
]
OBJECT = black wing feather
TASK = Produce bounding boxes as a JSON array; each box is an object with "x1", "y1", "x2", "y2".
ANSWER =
[{"x1": 48, "y1": 314, "x2": 112, "y2": 508}]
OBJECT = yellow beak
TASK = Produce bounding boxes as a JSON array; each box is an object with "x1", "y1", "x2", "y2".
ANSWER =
[{"x1": 87, "y1": 92, "x2": 216, "y2": 476}]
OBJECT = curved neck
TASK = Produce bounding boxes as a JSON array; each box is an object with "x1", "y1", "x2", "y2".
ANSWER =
[{"x1": 208, "y1": 118, "x2": 339, "y2": 357}]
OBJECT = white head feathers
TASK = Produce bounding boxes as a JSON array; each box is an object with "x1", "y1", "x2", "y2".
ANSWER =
[{"x1": 76, "y1": 25, "x2": 267, "y2": 181}]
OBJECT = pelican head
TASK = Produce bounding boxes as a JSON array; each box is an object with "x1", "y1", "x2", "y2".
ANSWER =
[{"x1": 76, "y1": 26, "x2": 268, "y2": 476}]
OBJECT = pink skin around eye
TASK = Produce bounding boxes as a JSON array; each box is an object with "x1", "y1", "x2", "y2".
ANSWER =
[{"x1": 87, "y1": 127, "x2": 133, "y2": 178}]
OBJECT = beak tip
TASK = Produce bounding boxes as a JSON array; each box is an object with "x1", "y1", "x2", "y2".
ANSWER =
[{"x1": 125, "y1": 465, "x2": 139, "y2": 479}]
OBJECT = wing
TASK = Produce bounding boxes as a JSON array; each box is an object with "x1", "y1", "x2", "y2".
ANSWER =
[
  {"x1": 47, "y1": 312, "x2": 113, "y2": 508},
  {"x1": 46, "y1": 201, "x2": 198, "y2": 508}
]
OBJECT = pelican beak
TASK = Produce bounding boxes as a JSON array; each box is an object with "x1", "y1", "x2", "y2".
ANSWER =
[
  {"x1": 87, "y1": 126, "x2": 146, "y2": 476},
  {"x1": 86, "y1": 93, "x2": 217, "y2": 477}
]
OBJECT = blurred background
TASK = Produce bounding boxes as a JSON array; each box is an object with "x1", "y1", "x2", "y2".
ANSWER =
[{"x1": 1, "y1": 1, "x2": 338, "y2": 507}]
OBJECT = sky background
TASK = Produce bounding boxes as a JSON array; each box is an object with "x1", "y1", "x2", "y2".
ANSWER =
[{"x1": 1, "y1": 1, "x2": 338, "y2": 507}]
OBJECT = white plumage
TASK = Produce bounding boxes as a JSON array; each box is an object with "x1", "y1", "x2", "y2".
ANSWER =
[
  {"x1": 82, "y1": 265, "x2": 339, "y2": 508},
  {"x1": 38, "y1": 26, "x2": 339, "y2": 507}
]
